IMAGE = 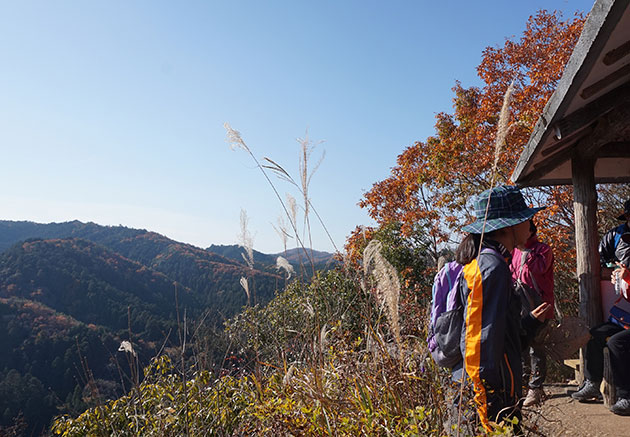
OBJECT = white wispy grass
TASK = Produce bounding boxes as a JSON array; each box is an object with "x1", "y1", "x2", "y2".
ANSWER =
[
  {"x1": 286, "y1": 194, "x2": 298, "y2": 232},
  {"x1": 492, "y1": 81, "x2": 515, "y2": 175},
  {"x1": 225, "y1": 123, "x2": 311, "y2": 259},
  {"x1": 275, "y1": 256, "x2": 295, "y2": 279},
  {"x1": 272, "y1": 215, "x2": 291, "y2": 253},
  {"x1": 262, "y1": 143, "x2": 338, "y2": 253},
  {"x1": 224, "y1": 123, "x2": 250, "y2": 153},
  {"x1": 118, "y1": 340, "x2": 137, "y2": 357},
  {"x1": 362, "y1": 240, "x2": 401, "y2": 354},
  {"x1": 297, "y1": 131, "x2": 325, "y2": 220},
  {"x1": 239, "y1": 276, "x2": 250, "y2": 304},
  {"x1": 479, "y1": 81, "x2": 516, "y2": 245},
  {"x1": 238, "y1": 209, "x2": 254, "y2": 269}
]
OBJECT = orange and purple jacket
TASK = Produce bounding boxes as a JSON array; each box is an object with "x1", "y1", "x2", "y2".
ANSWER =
[{"x1": 458, "y1": 240, "x2": 542, "y2": 431}]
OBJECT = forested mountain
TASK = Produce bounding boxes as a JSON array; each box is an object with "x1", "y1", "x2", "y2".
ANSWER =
[
  {"x1": 207, "y1": 244, "x2": 337, "y2": 274},
  {"x1": 0, "y1": 221, "x2": 286, "y2": 435},
  {"x1": 0, "y1": 238, "x2": 197, "y2": 337},
  {"x1": 0, "y1": 239, "x2": 181, "y2": 434},
  {"x1": 0, "y1": 220, "x2": 282, "y2": 317}
]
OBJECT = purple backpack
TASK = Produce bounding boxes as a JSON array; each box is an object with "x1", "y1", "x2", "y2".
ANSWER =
[{"x1": 428, "y1": 261, "x2": 464, "y2": 367}]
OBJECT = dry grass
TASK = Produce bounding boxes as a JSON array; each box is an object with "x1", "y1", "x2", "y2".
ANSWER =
[{"x1": 362, "y1": 240, "x2": 402, "y2": 357}]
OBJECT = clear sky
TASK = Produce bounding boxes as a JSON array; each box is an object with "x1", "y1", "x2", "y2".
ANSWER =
[{"x1": 0, "y1": 0, "x2": 594, "y2": 253}]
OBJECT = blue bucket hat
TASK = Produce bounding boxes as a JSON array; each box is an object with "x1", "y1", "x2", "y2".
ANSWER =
[{"x1": 462, "y1": 185, "x2": 545, "y2": 234}]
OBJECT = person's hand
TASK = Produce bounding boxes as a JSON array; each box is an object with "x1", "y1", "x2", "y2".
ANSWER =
[
  {"x1": 531, "y1": 302, "x2": 551, "y2": 322},
  {"x1": 614, "y1": 262, "x2": 629, "y2": 284}
]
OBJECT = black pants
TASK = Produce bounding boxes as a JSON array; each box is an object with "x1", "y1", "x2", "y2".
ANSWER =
[
  {"x1": 584, "y1": 322, "x2": 630, "y2": 399},
  {"x1": 523, "y1": 344, "x2": 547, "y2": 389}
]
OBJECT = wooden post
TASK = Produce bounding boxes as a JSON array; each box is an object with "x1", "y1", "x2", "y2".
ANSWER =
[
  {"x1": 572, "y1": 155, "x2": 602, "y2": 381},
  {"x1": 572, "y1": 155, "x2": 602, "y2": 326}
]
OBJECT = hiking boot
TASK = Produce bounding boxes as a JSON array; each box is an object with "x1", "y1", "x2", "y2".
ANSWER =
[
  {"x1": 611, "y1": 398, "x2": 630, "y2": 416},
  {"x1": 523, "y1": 388, "x2": 545, "y2": 407},
  {"x1": 571, "y1": 380, "x2": 602, "y2": 402}
]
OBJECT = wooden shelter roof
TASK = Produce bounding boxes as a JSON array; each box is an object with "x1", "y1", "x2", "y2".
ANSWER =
[{"x1": 512, "y1": 0, "x2": 630, "y2": 186}]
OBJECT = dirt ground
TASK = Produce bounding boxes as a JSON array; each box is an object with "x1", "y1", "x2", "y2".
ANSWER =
[{"x1": 524, "y1": 383, "x2": 630, "y2": 436}]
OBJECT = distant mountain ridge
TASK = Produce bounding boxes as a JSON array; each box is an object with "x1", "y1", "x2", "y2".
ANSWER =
[
  {"x1": 0, "y1": 220, "x2": 281, "y2": 312},
  {"x1": 207, "y1": 244, "x2": 337, "y2": 274},
  {"x1": 0, "y1": 220, "x2": 336, "y2": 271}
]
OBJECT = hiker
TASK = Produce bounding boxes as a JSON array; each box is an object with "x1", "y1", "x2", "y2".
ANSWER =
[
  {"x1": 572, "y1": 232, "x2": 630, "y2": 416},
  {"x1": 599, "y1": 198, "x2": 630, "y2": 272},
  {"x1": 511, "y1": 219, "x2": 555, "y2": 407},
  {"x1": 451, "y1": 185, "x2": 551, "y2": 434}
]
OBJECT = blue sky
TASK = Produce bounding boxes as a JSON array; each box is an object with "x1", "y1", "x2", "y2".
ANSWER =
[{"x1": 0, "y1": 0, "x2": 594, "y2": 253}]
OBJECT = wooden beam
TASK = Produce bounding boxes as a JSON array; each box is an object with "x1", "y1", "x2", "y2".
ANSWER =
[
  {"x1": 578, "y1": 102, "x2": 630, "y2": 157},
  {"x1": 598, "y1": 142, "x2": 630, "y2": 157},
  {"x1": 603, "y1": 39, "x2": 630, "y2": 65},
  {"x1": 523, "y1": 112, "x2": 630, "y2": 186},
  {"x1": 512, "y1": 0, "x2": 630, "y2": 185},
  {"x1": 555, "y1": 81, "x2": 630, "y2": 139},
  {"x1": 520, "y1": 174, "x2": 630, "y2": 187},
  {"x1": 541, "y1": 125, "x2": 593, "y2": 157},
  {"x1": 525, "y1": 141, "x2": 579, "y2": 184},
  {"x1": 580, "y1": 63, "x2": 630, "y2": 100}
]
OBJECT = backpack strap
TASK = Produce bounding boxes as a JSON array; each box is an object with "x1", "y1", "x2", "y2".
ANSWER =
[
  {"x1": 519, "y1": 250, "x2": 528, "y2": 275},
  {"x1": 614, "y1": 224, "x2": 625, "y2": 249},
  {"x1": 445, "y1": 262, "x2": 464, "y2": 311},
  {"x1": 479, "y1": 246, "x2": 505, "y2": 261}
]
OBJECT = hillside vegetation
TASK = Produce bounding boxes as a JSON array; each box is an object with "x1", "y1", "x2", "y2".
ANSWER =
[{"x1": 0, "y1": 221, "x2": 312, "y2": 435}]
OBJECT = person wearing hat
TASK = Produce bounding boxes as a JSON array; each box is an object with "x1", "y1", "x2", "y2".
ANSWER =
[
  {"x1": 451, "y1": 185, "x2": 551, "y2": 434},
  {"x1": 572, "y1": 230, "x2": 630, "y2": 416},
  {"x1": 599, "y1": 199, "x2": 630, "y2": 272}
]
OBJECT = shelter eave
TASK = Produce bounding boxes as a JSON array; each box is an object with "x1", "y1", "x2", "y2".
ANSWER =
[{"x1": 512, "y1": 0, "x2": 630, "y2": 186}]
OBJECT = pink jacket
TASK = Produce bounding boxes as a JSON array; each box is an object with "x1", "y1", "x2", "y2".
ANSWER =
[{"x1": 511, "y1": 236, "x2": 555, "y2": 319}]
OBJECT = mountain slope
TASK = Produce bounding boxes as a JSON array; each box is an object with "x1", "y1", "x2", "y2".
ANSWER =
[
  {"x1": 0, "y1": 220, "x2": 281, "y2": 317},
  {"x1": 0, "y1": 238, "x2": 196, "y2": 338},
  {"x1": 0, "y1": 229, "x2": 282, "y2": 434}
]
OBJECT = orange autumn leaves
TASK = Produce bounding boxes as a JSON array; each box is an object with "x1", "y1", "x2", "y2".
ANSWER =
[{"x1": 349, "y1": 11, "x2": 585, "y2": 271}]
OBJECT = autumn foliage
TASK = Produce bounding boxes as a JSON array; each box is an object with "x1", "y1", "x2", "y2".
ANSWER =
[{"x1": 349, "y1": 10, "x2": 586, "y2": 307}]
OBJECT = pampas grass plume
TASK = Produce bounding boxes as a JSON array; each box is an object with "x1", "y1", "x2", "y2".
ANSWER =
[
  {"x1": 239, "y1": 276, "x2": 250, "y2": 303},
  {"x1": 118, "y1": 340, "x2": 137, "y2": 357},
  {"x1": 493, "y1": 81, "x2": 515, "y2": 173},
  {"x1": 276, "y1": 256, "x2": 295, "y2": 279},
  {"x1": 362, "y1": 240, "x2": 402, "y2": 354},
  {"x1": 239, "y1": 209, "x2": 254, "y2": 269}
]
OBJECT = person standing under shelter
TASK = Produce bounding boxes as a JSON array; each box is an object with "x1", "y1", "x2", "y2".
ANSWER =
[
  {"x1": 511, "y1": 220, "x2": 554, "y2": 407},
  {"x1": 451, "y1": 185, "x2": 550, "y2": 435}
]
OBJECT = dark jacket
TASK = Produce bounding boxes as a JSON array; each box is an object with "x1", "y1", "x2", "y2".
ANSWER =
[
  {"x1": 599, "y1": 223, "x2": 630, "y2": 268},
  {"x1": 458, "y1": 240, "x2": 541, "y2": 431}
]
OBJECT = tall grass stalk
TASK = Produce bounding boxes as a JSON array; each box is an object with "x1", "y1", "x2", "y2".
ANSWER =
[
  {"x1": 492, "y1": 80, "x2": 514, "y2": 178},
  {"x1": 225, "y1": 123, "x2": 312, "y2": 267},
  {"x1": 240, "y1": 276, "x2": 250, "y2": 306},
  {"x1": 298, "y1": 132, "x2": 325, "y2": 264},
  {"x1": 362, "y1": 240, "x2": 402, "y2": 358},
  {"x1": 174, "y1": 284, "x2": 190, "y2": 437},
  {"x1": 263, "y1": 155, "x2": 339, "y2": 254},
  {"x1": 272, "y1": 215, "x2": 291, "y2": 254},
  {"x1": 238, "y1": 209, "x2": 255, "y2": 270}
]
